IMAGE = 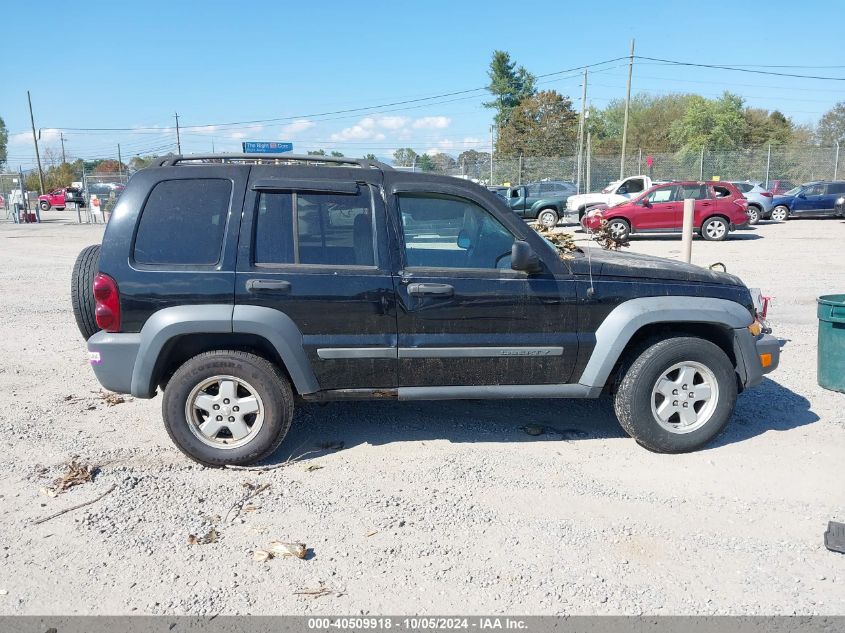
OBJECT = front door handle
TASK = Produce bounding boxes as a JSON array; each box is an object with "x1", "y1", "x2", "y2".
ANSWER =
[
  {"x1": 246, "y1": 279, "x2": 291, "y2": 293},
  {"x1": 407, "y1": 283, "x2": 454, "y2": 297}
]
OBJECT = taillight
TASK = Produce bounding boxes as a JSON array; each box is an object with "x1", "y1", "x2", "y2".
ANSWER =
[
  {"x1": 761, "y1": 192, "x2": 773, "y2": 198},
  {"x1": 93, "y1": 273, "x2": 121, "y2": 332}
]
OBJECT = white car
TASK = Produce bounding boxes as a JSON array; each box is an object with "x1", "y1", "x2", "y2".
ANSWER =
[{"x1": 564, "y1": 175, "x2": 655, "y2": 222}]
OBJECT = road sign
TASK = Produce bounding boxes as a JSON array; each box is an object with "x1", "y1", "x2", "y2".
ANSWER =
[
  {"x1": 242, "y1": 141, "x2": 293, "y2": 154},
  {"x1": 646, "y1": 155, "x2": 654, "y2": 168}
]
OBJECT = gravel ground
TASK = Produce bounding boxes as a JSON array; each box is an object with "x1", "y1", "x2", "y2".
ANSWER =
[{"x1": 0, "y1": 211, "x2": 843, "y2": 616}]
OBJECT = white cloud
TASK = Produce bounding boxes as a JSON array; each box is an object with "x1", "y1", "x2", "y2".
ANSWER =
[
  {"x1": 331, "y1": 117, "x2": 386, "y2": 141},
  {"x1": 377, "y1": 116, "x2": 409, "y2": 130},
  {"x1": 10, "y1": 128, "x2": 62, "y2": 145},
  {"x1": 412, "y1": 116, "x2": 451, "y2": 130},
  {"x1": 230, "y1": 131, "x2": 248, "y2": 139},
  {"x1": 190, "y1": 125, "x2": 219, "y2": 135},
  {"x1": 280, "y1": 119, "x2": 315, "y2": 137}
]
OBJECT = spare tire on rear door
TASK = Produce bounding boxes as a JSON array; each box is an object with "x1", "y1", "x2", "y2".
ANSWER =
[{"x1": 71, "y1": 245, "x2": 101, "y2": 340}]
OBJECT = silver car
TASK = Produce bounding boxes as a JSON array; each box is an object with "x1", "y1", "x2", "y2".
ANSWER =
[{"x1": 729, "y1": 181, "x2": 774, "y2": 225}]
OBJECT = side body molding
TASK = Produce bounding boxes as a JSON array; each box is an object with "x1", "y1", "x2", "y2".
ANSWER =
[
  {"x1": 233, "y1": 304, "x2": 320, "y2": 395},
  {"x1": 578, "y1": 296, "x2": 754, "y2": 389},
  {"x1": 132, "y1": 305, "x2": 233, "y2": 397}
]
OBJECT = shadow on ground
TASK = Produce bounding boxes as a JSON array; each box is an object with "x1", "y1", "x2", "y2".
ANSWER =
[{"x1": 264, "y1": 377, "x2": 817, "y2": 464}]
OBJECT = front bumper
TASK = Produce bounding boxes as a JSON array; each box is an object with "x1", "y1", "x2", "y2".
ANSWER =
[{"x1": 733, "y1": 329, "x2": 780, "y2": 389}]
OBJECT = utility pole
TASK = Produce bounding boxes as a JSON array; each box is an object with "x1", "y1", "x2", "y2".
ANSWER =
[
  {"x1": 27, "y1": 91, "x2": 45, "y2": 195},
  {"x1": 619, "y1": 39, "x2": 635, "y2": 179},
  {"x1": 175, "y1": 112, "x2": 182, "y2": 154},
  {"x1": 576, "y1": 68, "x2": 588, "y2": 194},
  {"x1": 117, "y1": 144, "x2": 123, "y2": 179},
  {"x1": 60, "y1": 132, "x2": 67, "y2": 164},
  {"x1": 211, "y1": 137, "x2": 216, "y2": 153},
  {"x1": 835, "y1": 140, "x2": 841, "y2": 180},
  {"x1": 586, "y1": 128, "x2": 592, "y2": 193}
]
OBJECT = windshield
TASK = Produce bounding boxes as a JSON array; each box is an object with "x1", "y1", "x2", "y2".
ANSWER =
[{"x1": 783, "y1": 186, "x2": 802, "y2": 196}]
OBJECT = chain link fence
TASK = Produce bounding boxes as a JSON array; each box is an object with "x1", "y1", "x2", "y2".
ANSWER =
[{"x1": 434, "y1": 145, "x2": 844, "y2": 192}]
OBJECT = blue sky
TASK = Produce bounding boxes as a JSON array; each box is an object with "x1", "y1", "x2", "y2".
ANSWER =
[{"x1": 4, "y1": 0, "x2": 844, "y2": 168}]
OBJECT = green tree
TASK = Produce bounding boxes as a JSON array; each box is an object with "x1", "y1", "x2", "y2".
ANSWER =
[
  {"x1": 363, "y1": 153, "x2": 376, "y2": 160},
  {"x1": 669, "y1": 92, "x2": 747, "y2": 152},
  {"x1": 392, "y1": 147, "x2": 418, "y2": 167},
  {"x1": 496, "y1": 90, "x2": 578, "y2": 157},
  {"x1": 0, "y1": 116, "x2": 8, "y2": 169},
  {"x1": 816, "y1": 102, "x2": 845, "y2": 145},
  {"x1": 743, "y1": 108, "x2": 795, "y2": 146},
  {"x1": 429, "y1": 152, "x2": 456, "y2": 172},
  {"x1": 416, "y1": 154, "x2": 435, "y2": 171},
  {"x1": 330, "y1": 151, "x2": 345, "y2": 157},
  {"x1": 307, "y1": 149, "x2": 326, "y2": 156},
  {"x1": 483, "y1": 51, "x2": 536, "y2": 127},
  {"x1": 593, "y1": 93, "x2": 697, "y2": 152}
]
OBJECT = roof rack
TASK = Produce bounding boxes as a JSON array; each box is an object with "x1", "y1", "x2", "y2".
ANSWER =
[{"x1": 154, "y1": 153, "x2": 392, "y2": 170}]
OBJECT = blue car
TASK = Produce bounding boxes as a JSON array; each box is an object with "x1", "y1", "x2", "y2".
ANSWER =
[{"x1": 769, "y1": 181, "x2": 845, "y2": 221}]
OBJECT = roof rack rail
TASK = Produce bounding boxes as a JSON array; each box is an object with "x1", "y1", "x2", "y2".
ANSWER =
[{"x1": 154, "y1": 153, "x2": 392, "y2": 170}]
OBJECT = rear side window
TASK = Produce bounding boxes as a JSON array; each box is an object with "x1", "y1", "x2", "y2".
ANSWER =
[
  {"x1": 827, "y1": 183, "x2": 845, "y2": 194},
  {"x1": 134, "y1": 179, "x2": 232, "y2": 265},
  {"x1": 734, "y1": 182, "x2": 753, "y2": 193},
  {"x1": 254, "y1": 186, "x2": 375, "y2": 267},
  {"x1": 678, "y1": 184, "x2": 709, "y2": 200},
  {"x1": 711, "y1": 185, "x2": 732, "y2": 198}
]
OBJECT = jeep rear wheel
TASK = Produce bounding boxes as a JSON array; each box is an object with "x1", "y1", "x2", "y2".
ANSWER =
[
  {"x1": 613, "y1": 337, "x2": 737, "y2": 453},
  {"x1": 39, "y1": 200, "x2": 50, "y2": 211},
  {"x1": 537, "y1": 208, "x2": 559, "y2": 228},
  {"x1": 163, "y1": 350, "x2": 294, "y2": 466},
  {"x1": 71, "y1": 244, "x2": 101, "y2": 340}
]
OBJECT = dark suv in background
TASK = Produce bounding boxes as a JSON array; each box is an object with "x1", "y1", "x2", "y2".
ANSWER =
[{"x1": 73, "y1": 154, "x2": 779, "y2": 466}]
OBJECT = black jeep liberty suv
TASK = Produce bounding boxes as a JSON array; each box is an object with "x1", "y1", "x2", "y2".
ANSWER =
[{"x1": 72, "y1": 154, "x2": 780, "y2": 465}]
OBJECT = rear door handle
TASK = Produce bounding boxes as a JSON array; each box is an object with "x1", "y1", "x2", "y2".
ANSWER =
[
  {"x1": 407, "y1": 283, "x2": 454, "y2": 297},
  {"x1": 246, "y1": 279, "x2": 291, "y2": 293}
]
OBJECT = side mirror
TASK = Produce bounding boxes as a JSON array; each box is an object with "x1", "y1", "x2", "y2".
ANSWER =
[
  {"x1": 511, "y1": 240, "x2": 542, "y2": 273},
  {"x1": 640, "y1": 198, "x2": 651, "y2": 207},
  {"x1": 797, "y1": 192, "x2": 806, "y2": 199}
]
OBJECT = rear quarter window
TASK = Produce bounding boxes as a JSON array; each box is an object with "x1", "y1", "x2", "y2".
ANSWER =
[{"x1": 133, "y1": 179, "x2": 232, "y2": 265}]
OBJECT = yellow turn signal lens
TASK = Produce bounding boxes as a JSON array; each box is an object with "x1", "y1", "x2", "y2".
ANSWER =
[
  {"x1": 759, "y1": 353, "x2": 772, "y2": 368},
  {"x1": 748, "y1": 321, "x2": 762, "y2": 336}
]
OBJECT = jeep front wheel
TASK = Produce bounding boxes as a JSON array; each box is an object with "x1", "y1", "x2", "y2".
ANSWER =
[
  {"x1": 771, "y1": 205, "x2": 789, "y2": 222},
  {"x1": 613, "y1": 337, "x2": 737, "y2": 453},
  {"x1": 163, "y1": 350, "x2": 294, "y2": 466},
  {"x1": 39, "y1": 200, "x2": 50, "y2": 211}
]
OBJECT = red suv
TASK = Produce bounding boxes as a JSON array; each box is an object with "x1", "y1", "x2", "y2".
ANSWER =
[{"x1": 581, "y1": 181, "x2": 749, "y2": 242}]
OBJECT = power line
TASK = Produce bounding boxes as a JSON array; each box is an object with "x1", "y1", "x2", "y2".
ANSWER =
[{"x1": 635, "y1": 56, "x2": 845, "y2": 81}]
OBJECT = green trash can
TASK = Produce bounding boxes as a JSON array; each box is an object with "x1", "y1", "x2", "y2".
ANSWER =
[{"x1": 818, "y1": 294, "x2": 845, "y2": 393}]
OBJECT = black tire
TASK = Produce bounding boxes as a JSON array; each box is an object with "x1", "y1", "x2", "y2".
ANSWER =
[
  {"x1": 701, "y1": 216, "x2": 729, "y2": 241},
  {"x1": 746, "y1": 205, "x2": 760, "y2": 225},
  {"x1": 71, "y1": 244, "x2": 101, "y2": 340},
  {"x1": 606, "y1": 218, "x2": 630, "y2": 241},
  {"x1": 39, "y1": 200, "x2": 50, "y2": 211},
  {"x1": 613, "y1": 337, "x2": 737, "y2": 453},
  {"x1": 162, "y1": 350, "x2": 295, "y2": 466},
  {"x1": 771, "y1": 205, "x2": 789, "y2": 222},
  {"x1": 536, "y1": 208, "x2": 559, "y2": 229}
]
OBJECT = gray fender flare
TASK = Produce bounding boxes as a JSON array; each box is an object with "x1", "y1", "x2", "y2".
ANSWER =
[
  {"x1": 577, "y1": 296, "x2": 753, "y2": 389},
  {"x1": 233, "y1": 304, "x2": 319, "y2": 394},
  {"x1": 130, "y1": 304, "x2": 319, "y2": 397},
  {"x1": 132, "y1": 305, "x2": 233, "y2": 397}
]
